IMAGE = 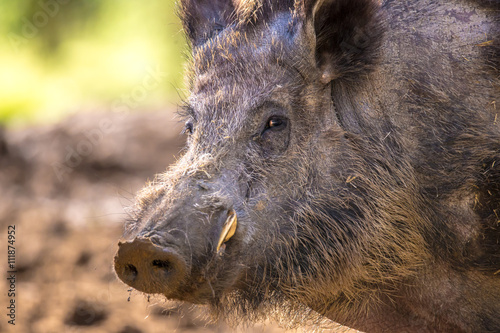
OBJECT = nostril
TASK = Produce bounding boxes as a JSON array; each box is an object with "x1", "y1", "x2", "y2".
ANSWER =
[
  {"x1": 152, "y1": 259, "x2": 171, "y2": 270},
  {"x1": 123, "y1": 264, "x2": 138, "y2": 282},
  {"x1": 115, "y1": 238, "x2": 189, "y2": 295}
]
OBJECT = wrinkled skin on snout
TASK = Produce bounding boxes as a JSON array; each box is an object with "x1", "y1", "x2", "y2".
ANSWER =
[{"x1": 115, "y1": 0, "x2": 500, "y2": 332}]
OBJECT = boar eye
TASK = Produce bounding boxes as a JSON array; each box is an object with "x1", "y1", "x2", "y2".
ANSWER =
[
  {"x1": 264, "y1": 116, "x2": 287, "y2": 132},
  {"x1": 258, "y1": 115, "x2": 290, "y2": 155},
  {"x1": 183, "y1": 121, "x2": 194, "y2": 135}
]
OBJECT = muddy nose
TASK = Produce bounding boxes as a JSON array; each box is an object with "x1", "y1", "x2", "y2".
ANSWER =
[{"x1": 114, "y1": 237, "x2": 188, "y2": 294}]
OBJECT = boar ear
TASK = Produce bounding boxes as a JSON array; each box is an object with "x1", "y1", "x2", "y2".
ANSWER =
[
  {"x1": 179, "y1": 0, "x2": 236, "y2": 47},
  {"x1": 303, "y1": 0, "x2": 384, "y2": 84}
]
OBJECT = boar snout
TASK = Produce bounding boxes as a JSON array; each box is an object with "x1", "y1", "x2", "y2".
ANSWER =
[
  {"x1": 114, "y1": 200, "x2": 242, "y2": 300},
  {"x1": 114, "y1": 237, "x2": 189, "y2": 295}
]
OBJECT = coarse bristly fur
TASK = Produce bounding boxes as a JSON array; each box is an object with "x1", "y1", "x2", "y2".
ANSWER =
[{"x1": 115, "y1": 0, "x2": 500, "y2": 332}]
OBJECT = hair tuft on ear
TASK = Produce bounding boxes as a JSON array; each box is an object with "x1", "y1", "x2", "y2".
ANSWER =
[
  {"x1": 179, "y1": 0, "x2": 236, "y2": 47},
  {"x1": 304, "y1": 0, "x2": 385, "y2": 84}
]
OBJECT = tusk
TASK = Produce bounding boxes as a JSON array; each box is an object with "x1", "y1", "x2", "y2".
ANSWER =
[{"x1": 216, "y1": 210, "x2": 237, "y2": 252}]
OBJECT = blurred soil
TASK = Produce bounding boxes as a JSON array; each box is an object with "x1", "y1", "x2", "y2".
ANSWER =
[{"x1": 0, "y1": 111, "x2": 290, "y2": 333}]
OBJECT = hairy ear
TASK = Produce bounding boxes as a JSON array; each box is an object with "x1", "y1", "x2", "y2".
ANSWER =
[
  {"x1": 179, "y1": 0, "x2": 236, "y2": 47},
  {"x1": 304, "y1": 0, "x2": 384, "y2": 84}
]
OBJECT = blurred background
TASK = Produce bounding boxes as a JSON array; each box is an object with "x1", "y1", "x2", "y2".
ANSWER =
[
  {"x1": 0, "y1": 1, "x2": 291, "y2": 332},
  {"x1": 0, "y1": 0, "x2": 186, "y2": 127}
]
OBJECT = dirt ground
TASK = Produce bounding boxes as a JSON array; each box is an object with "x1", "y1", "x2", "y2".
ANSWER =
[{"x1": 0, "y1": 111, "x2": 298, "y2": 333}]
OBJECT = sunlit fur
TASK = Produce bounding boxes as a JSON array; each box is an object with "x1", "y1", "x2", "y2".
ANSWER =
[{"x1": 123, "y1": 0, "x2": 500, "y2": 332}]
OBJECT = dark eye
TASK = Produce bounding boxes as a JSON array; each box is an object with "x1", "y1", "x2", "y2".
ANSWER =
[
  {"x1": 183, "y1": 121, "x2": 194, "y2": 135},
  {"x1": 257, "y1": 115, "x2": 290, "y2": 156},
  {"x1": 264, "y1": 116, "x2": 287, "y2": 132}
]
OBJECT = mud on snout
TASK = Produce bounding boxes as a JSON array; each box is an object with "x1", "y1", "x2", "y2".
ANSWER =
[{"x1": 114, "y1": 178, "x2": 246, "y2": 303}]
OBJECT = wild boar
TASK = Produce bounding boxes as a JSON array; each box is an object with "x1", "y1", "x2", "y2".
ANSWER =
[{"x1": 114, "y1": 0, "x2": 500, "y2": 332}]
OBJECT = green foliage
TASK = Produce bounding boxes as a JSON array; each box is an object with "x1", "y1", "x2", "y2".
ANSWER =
[{"x1": 0, "y1": 0, "x2": 187, "y2": 127}]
